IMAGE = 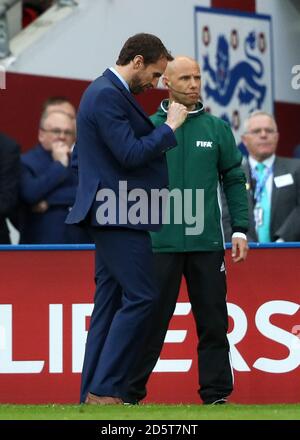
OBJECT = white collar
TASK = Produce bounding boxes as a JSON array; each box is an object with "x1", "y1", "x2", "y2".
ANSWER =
[
  {"x1": 249, "y1": 154, "x2": 276, "y2": 171},
  {"x1": 109, "y1": 67, "x2": 130, "y2": 92}
]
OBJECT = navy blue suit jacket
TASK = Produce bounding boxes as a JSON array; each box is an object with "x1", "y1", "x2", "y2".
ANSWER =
[{"x1": 66, "y1": 69, "x2": 177, "y2": 231}]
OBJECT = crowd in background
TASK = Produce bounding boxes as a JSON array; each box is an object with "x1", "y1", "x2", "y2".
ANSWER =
[
  {"x1": 0, "y1": 95, "x2": 299, "y2": 245},
  {"x1": 0, "y1": 96, "x2": 92, "y2": 244}
]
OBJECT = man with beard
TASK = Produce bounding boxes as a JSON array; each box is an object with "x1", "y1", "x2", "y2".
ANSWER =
[{"x1": 66, "y1": 34, "x2": 188, "y2": 404}]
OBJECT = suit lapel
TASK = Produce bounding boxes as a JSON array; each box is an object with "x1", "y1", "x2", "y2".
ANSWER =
[
  {"x1": 244, "y1": 160, "x2": 257, "y2": 240},
  {"x1": 244, "y1": 161, "x2": 255, "y2": 210},
  {"x1": 271, "y1": 157, "x2": 280, "y2": 222},
  {"x1": 244, "y1": 161, "x2": 251, "y2": 183},
  {"x1": 103, "y1": 69, "x2": 154, "y2": 125}
]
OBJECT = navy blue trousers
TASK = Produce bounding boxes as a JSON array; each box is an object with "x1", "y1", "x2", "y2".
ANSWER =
[{"x1": 80, "y1": 227, "x2": 159, "y2": 403}]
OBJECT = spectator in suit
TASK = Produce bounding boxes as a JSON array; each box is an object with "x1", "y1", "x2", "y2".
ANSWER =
[
  {"x1": 223, "y1": 110, "x2": 300, "y2": 242},
  {"x1": 19, "y1": 110, "x2": 90, "y2": 243},
  {"x1": 0, "y1": 133, "x2": 20, "y2": 244},
  {"x1": 42, "y1": 96, "x2": 77, "y2": 153}
]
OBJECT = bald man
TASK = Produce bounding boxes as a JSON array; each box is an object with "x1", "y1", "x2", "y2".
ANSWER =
[{"x1": 126, "y1": 57, "x2": 249, "y2": 405}]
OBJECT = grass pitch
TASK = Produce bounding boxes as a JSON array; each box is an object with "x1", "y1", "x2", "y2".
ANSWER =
[{"x1": 0, "y1": 403, "x2": 299, "y2": 420}]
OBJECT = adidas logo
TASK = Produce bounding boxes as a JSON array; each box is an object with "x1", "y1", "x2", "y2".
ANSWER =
[
  {"x1": 196, "y1": 141, "x2": 213, "y2": 148},
  {"x1": 220, "y1": 262, "x2": 226, "y2": 272}
]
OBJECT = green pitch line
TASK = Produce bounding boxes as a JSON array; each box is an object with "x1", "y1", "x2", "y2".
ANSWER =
[{"x1": 0, "y1": 404, "x2": 299, "y2": 420}]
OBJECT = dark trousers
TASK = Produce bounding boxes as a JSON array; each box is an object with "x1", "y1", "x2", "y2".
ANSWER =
[
  {"x1": 127, "y1": 251, "x2": 233, "y2": 404},
  {"x1": 80, "y1": 227, "x2": 159, "y2": 403}
]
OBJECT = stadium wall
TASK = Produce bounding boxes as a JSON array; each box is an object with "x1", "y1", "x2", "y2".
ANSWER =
[{"x1": 0, "y1": 245, "x2": 299, "y2": 404}]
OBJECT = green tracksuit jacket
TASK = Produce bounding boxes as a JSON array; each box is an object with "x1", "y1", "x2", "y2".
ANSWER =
[{"x1": 150, "y1": 100, "x2": 249, "y2": 252}]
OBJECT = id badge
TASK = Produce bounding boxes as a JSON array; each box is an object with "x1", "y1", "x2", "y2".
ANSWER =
[{"x1": 254, "y1": 206, "x2": 263, "y2": 227}]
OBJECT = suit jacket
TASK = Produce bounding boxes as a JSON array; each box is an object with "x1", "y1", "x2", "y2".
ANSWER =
[
  {"x1": 223, "y1": 156, "x2": 300, "y2": 242},
  {"x1": 19, "y1": 144, "x2": 91, "y2": 244},
  {"x1": 66, "y1": 69, "x2": 177, "y2": 231},
  {"x1": 0, "y1": 133, "x2": 20, "y2": 244}
]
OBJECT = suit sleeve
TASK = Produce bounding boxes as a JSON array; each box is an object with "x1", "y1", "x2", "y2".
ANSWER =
[
  {"x1": 93, "y1": 88, "x2": 177, "y2": 169},
  {"x1": 20, "y1": 159, "x2": 70, "y2": 205},
  {"x1": 0, "y1": 141, "x2": 20, "y2": 216},
  {"x1": 218, "y1": 122, "x2": 249, "y2": 233},
  {"x1": 274, "y1": 165, "x2": 300, "y2": 241}
]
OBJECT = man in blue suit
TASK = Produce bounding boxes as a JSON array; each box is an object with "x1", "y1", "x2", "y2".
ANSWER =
[
  {"x1": 20, "y1": 110, "x2": 90, "y2": 244},
  {"x1": 66, "y1": 33, "x2": 188, "y2": 404}
]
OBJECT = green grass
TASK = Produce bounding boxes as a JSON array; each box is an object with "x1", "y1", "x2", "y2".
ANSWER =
[{"x1": 0, "y1": 404, "x2": 299, "y2": 420}]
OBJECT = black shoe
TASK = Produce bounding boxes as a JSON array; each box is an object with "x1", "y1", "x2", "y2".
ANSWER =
[{"x1": 123, "y1": 399, "x2": 139, "y2": 405}]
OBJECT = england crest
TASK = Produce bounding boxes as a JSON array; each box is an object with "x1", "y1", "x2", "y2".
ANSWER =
[{"x1": 194, "y1": 7, "x2": 274, "y2": 153}]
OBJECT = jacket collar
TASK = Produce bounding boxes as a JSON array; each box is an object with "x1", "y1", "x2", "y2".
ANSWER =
[
  {"x1": 103, "y1": 68, "x2": 126, "y2": 92},
  {"x1": 102, "y1": 69, "x2": 153, "y2": 124},
  {"x1": 159, "y1": 99, "x2": 205, "y2": 118}
]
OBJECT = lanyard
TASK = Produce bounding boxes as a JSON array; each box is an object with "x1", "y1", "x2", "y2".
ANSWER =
[{"x1": 251, "y1": 165, "x2": 273, "y2": 204}]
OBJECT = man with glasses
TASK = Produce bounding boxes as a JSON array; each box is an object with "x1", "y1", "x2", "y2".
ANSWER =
[
  {"x1": 223, "y1": 110, "x2": 300, "y2": 242},
  {"x1": 19, "y1": 110, "x2": 90, "y2": 243}
]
